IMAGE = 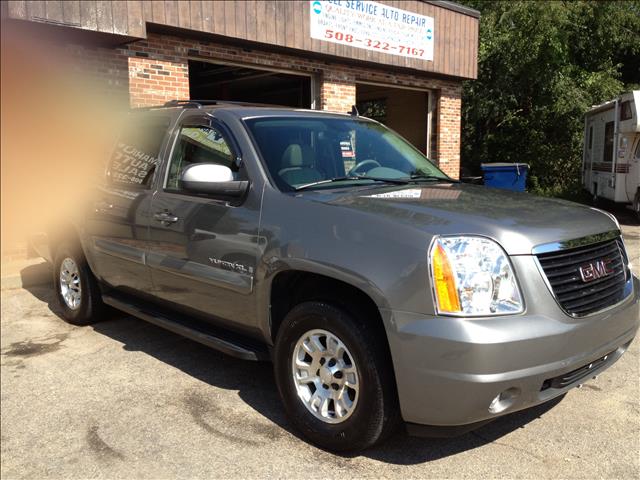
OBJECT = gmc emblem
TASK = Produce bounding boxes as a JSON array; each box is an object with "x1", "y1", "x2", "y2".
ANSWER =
[{"x1": 579, "y1": 259, "x2": 614, "y2": 283}]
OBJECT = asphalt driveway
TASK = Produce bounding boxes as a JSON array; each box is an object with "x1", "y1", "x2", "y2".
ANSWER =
[{"x1": 1, "y1": 222, "x2": 638, "y2": 479}]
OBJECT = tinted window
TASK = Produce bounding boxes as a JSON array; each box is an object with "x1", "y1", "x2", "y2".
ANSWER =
[
  {"x1": 604, "y1": 121, "x2": 614, "y2": 163},
  {"x1": 166, "y1": 125, "x2": 238, "y2": 191},
  {"x1": 108, "y1": 115, "x2": 169, "y2": 188},
  {"x1": 245, "y1": 117, "x2": 447, "y2": 191},
  {"x1": 620, "y1": 101, "x2": 633, "y2": 121}
]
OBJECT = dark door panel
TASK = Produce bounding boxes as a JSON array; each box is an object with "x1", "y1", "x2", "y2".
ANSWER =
[
  {"x1": 148, "y1": 193, "x2": 261, "y2": 326},
  {"x1": 84, "y1": 112, "x2": 171, "y2": 293},
  {"x1": 147, "y1": 119, "x2": 261, "y2": 329},
  {"x1": 86, "y1": 183, "x2": 154, "y2": 292}
]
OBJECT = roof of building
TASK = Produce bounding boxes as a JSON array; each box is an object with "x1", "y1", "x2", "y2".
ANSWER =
[{"x1": 424, "y1": 1, "x2": 481, "y2": 19}]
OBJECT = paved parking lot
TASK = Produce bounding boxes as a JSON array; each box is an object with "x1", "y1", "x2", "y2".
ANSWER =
[{"x1": 1, "y1": 220, "x2": 639, "y2": 479}]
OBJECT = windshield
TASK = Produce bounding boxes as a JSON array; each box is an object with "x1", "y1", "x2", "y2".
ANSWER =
[{"x1": 244, "y1": 116, "x2": 449, "y2": 191}]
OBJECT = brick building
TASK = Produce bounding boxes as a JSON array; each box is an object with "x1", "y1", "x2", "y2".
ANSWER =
[{"x1": 3, "y1": 0, "x2": 478, "y2": 178}]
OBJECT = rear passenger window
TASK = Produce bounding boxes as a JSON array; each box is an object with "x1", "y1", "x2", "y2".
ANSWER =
[
  {"x1": 107, "y1": 115, "x2": 169, "y2": 188},
  {"x1": 165, "y1": 125, "x2": 239, "y2": 191}
]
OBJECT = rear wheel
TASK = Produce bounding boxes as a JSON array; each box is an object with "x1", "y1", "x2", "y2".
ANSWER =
[
  {"x1": 53, "y1": 242, "x2": 105, "y2": 325},
  {"x1": 274, "y1": 301, "x2": 399, "y2": 451}
]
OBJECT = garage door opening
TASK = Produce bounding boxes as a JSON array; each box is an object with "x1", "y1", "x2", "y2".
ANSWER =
[
  {"x1": 189, "y1": 60, "x2": 312, "y2": 108},
  {"x1": 356, "y1": 83, "x2": 434, "y2": 157}
]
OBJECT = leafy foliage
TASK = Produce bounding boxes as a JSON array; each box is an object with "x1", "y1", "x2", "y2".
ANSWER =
[{"x1": 459, "y1": 1, "x2": 640, "y2": 197}]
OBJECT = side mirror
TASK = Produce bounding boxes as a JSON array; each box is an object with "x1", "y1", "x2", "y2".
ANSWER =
[{"x1": 179, "y1": 164, "x2": 249, "y2": 198}]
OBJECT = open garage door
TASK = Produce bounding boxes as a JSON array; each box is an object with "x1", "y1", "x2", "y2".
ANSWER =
[
  {"x1": 189, "y1": 60, "x2": 312, "y2": 108},
  {"x1": 356, "y1": 83, "x2": 434, "y2": 157}
]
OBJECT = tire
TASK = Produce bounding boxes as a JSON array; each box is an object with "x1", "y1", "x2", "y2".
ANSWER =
[
  {"x1": 634, "y1": 190, "x2": 640, "y2": 222},
  {"x1": 274, "y1": 301, "x2": 399, "y2": 451},
  {"x1": 53, "y1": 241, "x2": 105, "y2": 325}
]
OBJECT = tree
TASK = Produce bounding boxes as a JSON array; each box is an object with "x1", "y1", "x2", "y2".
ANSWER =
[{"x1": 459, "y1": 1, "x2": 640, "y2": 197}]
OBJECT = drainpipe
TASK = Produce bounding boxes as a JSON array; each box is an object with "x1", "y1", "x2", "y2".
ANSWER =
[
  {"x1": 611, "y1": 98, "x2": 619, "y2": 188},
  {"x1": 581, "y1": 114, "x2": 588, "y2": 186}
]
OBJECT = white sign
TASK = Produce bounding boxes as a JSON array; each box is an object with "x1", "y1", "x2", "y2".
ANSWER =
[
  {"x1": 310, "y1": 0, "x2": 434, "y2": 61},
  {"x1": 367, "y1": 189, "x2": 423, "y2": 199}
]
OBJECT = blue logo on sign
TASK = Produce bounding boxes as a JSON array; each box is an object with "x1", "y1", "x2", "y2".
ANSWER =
[
  {"x1": 312, "y1": 1, "x2": 322, "y2": 14},
  {"x1": 426, "y1": 28, "x2": 433, "y2": 40}
]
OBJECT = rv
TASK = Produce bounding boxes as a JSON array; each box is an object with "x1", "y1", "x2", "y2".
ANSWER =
[{"x1": 582, "y1": 90, "x2": 640, "y2": 218}]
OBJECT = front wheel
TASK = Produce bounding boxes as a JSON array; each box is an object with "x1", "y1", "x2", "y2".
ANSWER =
[
  {"x1": 274, "y1": 302, "x2": 399, "y2": 451},
  {"x1": 53, "y1": 242, "x2": 105, "y2": 325}
]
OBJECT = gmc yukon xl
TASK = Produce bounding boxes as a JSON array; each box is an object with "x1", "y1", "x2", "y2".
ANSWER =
[{"x1": 33, "y1": 100, "x2": 639, "y2": 451}]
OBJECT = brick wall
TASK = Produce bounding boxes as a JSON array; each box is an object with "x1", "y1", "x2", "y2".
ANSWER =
[
  {"x1": 128, "y1": 55, "x2": 189, "y2": 107},
  {"x1": 436, "y1": 86, "x2": 462, "y2": 178},
  {"x1": 65, "y1": 33, "x2": 463, "y2": 177},
  {"x1": 63, "y1": 44, "x2": 130, "y2": 107},
  {"x1": 321, "y1": 70, "x2": 356, "y2": 113}
]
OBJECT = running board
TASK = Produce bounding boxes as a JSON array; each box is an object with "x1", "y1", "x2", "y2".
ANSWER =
[{"x1": 102, "y1": 294, "x2": 269, "y2": 361}]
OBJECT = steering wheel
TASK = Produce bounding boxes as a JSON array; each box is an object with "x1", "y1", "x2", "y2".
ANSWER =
[{"x1": 348, "y1": 159, "x2": 381, "y2": 176}]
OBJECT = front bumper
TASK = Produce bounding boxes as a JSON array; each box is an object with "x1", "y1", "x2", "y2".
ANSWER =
[{"x1": 382, "y1": 263, "x2": 639, "y2": 430}]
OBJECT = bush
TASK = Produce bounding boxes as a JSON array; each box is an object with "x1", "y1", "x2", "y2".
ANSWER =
[{"x1": 460, "y1": 1, "x2": 640, "y2": 198}]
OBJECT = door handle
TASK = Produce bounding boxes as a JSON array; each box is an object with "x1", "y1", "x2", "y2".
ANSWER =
[{"x1": 154, "y1": 211, "x2": 179, "y2": 225}]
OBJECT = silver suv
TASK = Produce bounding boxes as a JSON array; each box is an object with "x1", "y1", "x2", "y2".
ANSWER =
[{"x1": 34, "y1": 100, "x2": 639, "y2": 451}]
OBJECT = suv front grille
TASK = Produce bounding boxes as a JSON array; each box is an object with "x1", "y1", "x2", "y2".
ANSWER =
[{"x1": 536, "y1": 237, "x2": 629, "y2": 316}]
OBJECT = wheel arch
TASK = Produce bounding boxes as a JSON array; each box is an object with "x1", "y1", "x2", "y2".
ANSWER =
[
  {"x1": 48, "y1": 222, "x2": 87, "y2": 262},
  {"x1": 268, "y1": 268, "x2": 390, "y2": 347},
  {"x1": 269, "y1": 268, "x2": 403, "y2": 448}
]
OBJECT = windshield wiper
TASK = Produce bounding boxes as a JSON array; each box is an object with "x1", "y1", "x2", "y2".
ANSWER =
[
  {"x1": 406, "y1": 174, "x2": 459, "y2": 183},
  {"x1": 294, "y1": 175, "x2": 409, "y2": 191}
]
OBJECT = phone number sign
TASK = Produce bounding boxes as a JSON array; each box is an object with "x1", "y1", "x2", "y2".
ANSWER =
[{"x1": 310, "y1": 0, "x2": 434, "y2": 61}]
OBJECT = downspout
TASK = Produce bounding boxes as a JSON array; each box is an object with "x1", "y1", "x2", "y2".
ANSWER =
[
  {"x1": 581, "y1": 114, "x2": 588, "y2": 186},
  {"x1": 611, "y1": 98, "x2": 619, "y2": 188}
]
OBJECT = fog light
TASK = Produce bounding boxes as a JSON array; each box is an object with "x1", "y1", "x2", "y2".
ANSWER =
[{"x1": 488, "y1": 387, "x2": 520, "y2": 414}]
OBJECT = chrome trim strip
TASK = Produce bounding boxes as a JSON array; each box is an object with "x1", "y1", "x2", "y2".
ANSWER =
[
  {"x1": 146, "y1": 252, "x2": 253, "y2": 295},
  {"x1": 531, "y1": 229, "x2": 621, "y2": 255},
  {"x1": 93, "y1": 239, "x2": 146, "y2": 265}
]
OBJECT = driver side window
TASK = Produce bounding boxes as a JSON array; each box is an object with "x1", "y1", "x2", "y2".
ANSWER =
[{"x1": 166, "y1": 125, "x2": 238, "y2": 191}]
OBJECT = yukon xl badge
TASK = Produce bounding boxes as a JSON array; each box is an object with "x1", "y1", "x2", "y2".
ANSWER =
[
  {"x1": 579, "y1": 259, "x2": 614, "y2": 283},
  {"x1": 208, "y1": 257, "x2": 254, "y2": 276}
]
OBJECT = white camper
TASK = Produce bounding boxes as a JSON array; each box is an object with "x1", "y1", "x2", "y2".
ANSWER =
[{"x1": 582, "y1": 90, "x2": 640, "y2": 217}]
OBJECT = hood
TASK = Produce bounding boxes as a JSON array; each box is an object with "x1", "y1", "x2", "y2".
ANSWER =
[{"x1": 298, "y1": 183, "x2": 618, "y2": 255}]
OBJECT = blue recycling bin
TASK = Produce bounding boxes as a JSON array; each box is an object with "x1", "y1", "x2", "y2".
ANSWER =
[{"x1": 481, "y1": 163, "x2": 529, "y2": 192}]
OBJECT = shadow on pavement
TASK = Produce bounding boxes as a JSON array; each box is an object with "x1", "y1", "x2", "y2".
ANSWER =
[
  {"x1": 18, "y1": 261, "x2": 51, "y2": 289},
  {"x1": 361, "y1": 396, "x2": 562, "y2": 464},
  {"x1": 23, "y1": 282, "x2": 565, "y2": 465}
]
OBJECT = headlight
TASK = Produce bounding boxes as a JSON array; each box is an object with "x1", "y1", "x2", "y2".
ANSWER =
[{"x1": 429, "y1": 236, "x2": 524, "y2": 316}]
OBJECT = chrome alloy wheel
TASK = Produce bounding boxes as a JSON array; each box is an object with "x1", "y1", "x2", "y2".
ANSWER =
[
  {"x1": 59, "y1": 257, "x2": 82, "y2": 310},
  {"x1": 291, "y1": 329, "x2": 359, "y2": 424}
]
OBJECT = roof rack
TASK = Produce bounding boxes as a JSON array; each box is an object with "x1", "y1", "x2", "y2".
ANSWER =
[
  {"x1": 133, "y1": 99, "x2": 292, "y2": 111},
  {"x1": 163, "y1": 99, "x2": 219, "y2": 108}
]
